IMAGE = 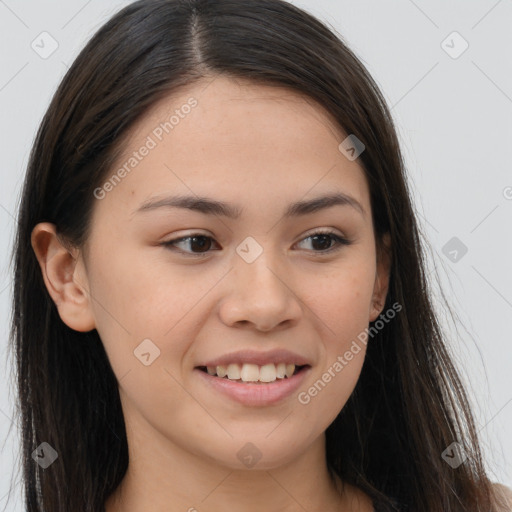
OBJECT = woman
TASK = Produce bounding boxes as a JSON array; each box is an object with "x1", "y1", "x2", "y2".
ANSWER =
[{"x1": 9, "y1": 0, "x2": 512, "y2": 510}]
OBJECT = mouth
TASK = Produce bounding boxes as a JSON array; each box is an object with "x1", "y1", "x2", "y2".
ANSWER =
[
  {"x1": 194, "y1": 362, "x2": 312, "y2": 406},
  {"x1": 196, "y1": 363, "x2": 309, "y2": 384}
]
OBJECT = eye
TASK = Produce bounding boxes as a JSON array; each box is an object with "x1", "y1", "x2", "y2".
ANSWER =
[
  {"x1": 161, "y1": 234, "x2": 219, "y2": 257},
  {"x1": 160, "y1": 229, "x2": 352, "y2": 257},
  {"x1": 295, "y1": 229, "x2": 352, "y2": 255}
]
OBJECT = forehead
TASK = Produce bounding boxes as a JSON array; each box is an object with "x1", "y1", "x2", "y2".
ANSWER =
[{"x1": 92, "y1": 76, "x2": 370, "y2": 222}]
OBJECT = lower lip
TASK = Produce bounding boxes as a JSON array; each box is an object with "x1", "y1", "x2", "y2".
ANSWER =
[{"x1": 194, "y1": 367, "x2": 311, "y2": 406}]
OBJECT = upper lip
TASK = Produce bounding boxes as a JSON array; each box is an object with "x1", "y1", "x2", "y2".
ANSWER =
[{"x1": 197, "y1": 349, "x2": 312, "y2": 368}]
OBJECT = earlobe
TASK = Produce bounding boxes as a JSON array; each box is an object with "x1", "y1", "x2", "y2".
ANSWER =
[
  {"x1": 369, "y1": 232, "x2": 392, "y2": 322},
  {"x1": 30, "y1": 222, "x2": 96, "y2": 332}
]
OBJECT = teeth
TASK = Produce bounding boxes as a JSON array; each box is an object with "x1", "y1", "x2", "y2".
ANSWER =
[
  {"x1": 206, "y1": 363, "x2": 298, "y2": 382},
  {"x1": 240, "y1": 363, "x2": 260, "y2": 382},
  {"x1": 216, "y1": 365, "x2": 227, "y2": 378},
  {"x1": 285, "y1": 364, "x2": 295, "y2": 378},
  {"x1": 276, "y1": 363, "x2": 286, "y2": 378},
  {"x1": 227, "y1": 363, "x2": 241, "y2": 380},
  {"x1": 259, "y1": 363, "x2": 277, "y2": 382}
]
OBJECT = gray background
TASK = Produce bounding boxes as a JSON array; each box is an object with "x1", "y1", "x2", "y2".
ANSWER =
[{"x1": 1, "y1": 0, "x2": 511, "y2": 509}]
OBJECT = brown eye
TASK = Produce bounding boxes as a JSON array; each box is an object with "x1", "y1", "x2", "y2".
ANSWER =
[
  {"x1": 161, "y1": 230, "x2": 351, "y2": 258},
  {"x1": 295, "y1": 230, "x2": 351, "y2": 254},
  {"x1": 161, "y1": 234, "x2": 219, "y2": 256}
]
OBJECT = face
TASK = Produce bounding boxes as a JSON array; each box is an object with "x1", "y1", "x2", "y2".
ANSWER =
[{"x1": 34, "y1": 75, "x2": 390, "y2": 471}]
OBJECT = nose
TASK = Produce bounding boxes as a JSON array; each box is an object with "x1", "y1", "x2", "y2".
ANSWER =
[{"x1": 218, "y1": 249, "x2": 302, "y2": 332}]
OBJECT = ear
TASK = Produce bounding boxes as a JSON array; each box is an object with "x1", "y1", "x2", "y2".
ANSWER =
[
  {"x1": 369, "y1": 232, "x2": 392, "y2": 322},
  {"x1": 31, "y1": 222, "x2": 96, "y2": 332}
]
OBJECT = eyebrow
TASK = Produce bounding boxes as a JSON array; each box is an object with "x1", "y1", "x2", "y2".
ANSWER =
[{"x1": 134, "y1": 192, "x2": 365, "y2": 218}]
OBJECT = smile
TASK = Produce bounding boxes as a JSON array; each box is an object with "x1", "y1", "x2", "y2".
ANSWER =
[
  {"x1": 197, "y1": 363, "x2": 307, "y2": 383},
  {"x1": 195, "y1": 364, "x2": 311, "y2": 406}
]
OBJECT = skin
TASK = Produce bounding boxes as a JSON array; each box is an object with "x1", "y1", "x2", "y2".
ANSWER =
[{"x1": 31, "y1": 75, "x2": 391, "y2": 512}]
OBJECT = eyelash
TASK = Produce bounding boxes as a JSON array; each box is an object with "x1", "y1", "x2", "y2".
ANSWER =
[{"x1": 160, "y1": 229, "x2": 352, "y2": 258}]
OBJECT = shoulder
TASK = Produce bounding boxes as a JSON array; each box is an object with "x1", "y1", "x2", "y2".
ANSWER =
[{"x1": 492, "y1": 483, "x2": 512, "y2": 511}]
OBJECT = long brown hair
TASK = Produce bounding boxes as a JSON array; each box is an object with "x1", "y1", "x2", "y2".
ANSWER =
[{"x1": 9, "y1": 0, "x2": 504, "y2": 510}]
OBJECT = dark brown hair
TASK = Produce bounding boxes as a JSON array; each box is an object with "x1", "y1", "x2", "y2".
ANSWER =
[{"x1": 8, "y1": 0, "x2": 504, "y2": 510}]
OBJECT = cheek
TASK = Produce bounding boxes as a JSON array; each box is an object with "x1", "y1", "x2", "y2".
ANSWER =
[
  {"x1": 301, "y1": 351, "x2": 365, "y2": 435},
  {"x1": 86, "y1": 242, "x2": 216, "y2": 380},
  {"x1": 295, "y1": 260, "x2": 374, "y2": 412},
  {"x1": 304, "y1": 258, "x2": 376, "y2": 340}
]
